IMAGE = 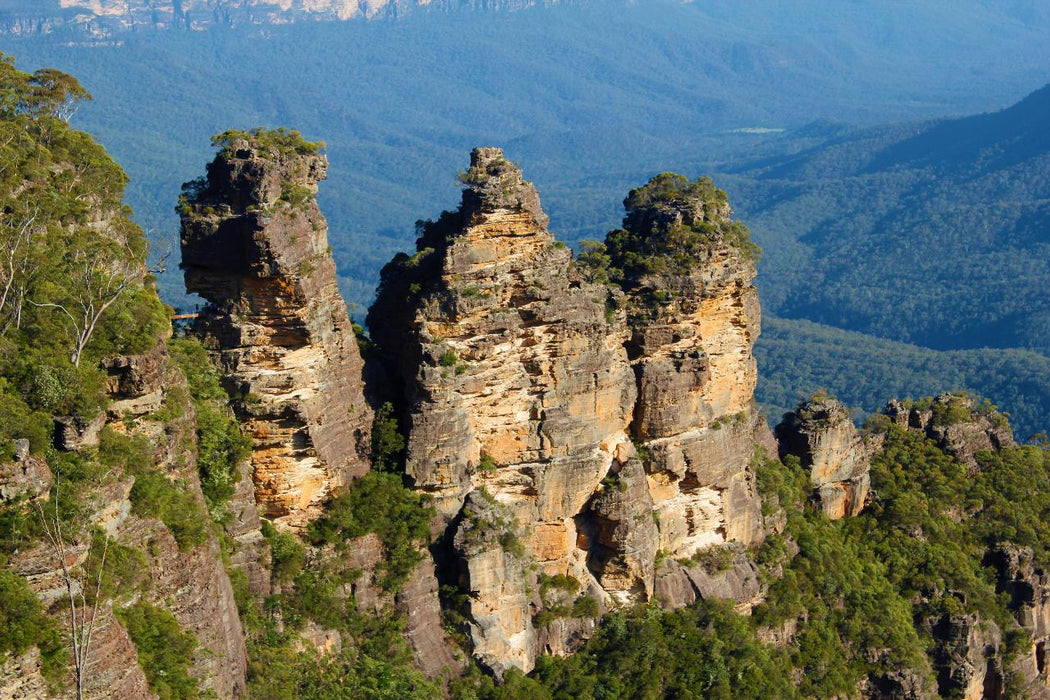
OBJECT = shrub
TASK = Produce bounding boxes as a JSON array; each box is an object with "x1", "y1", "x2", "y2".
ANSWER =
[
  {"x1": 129, "y1": 473, "x2": 208, "y2": 550},
  {"x1": 439, "y1": 348, "x2": 458, "y2": 367},
  {"x1": 117, "y1": 602, "x2": 199, "y2": 700},
  {"x1": 308, "y1": 472, "x2": 434, "y2": 592}
]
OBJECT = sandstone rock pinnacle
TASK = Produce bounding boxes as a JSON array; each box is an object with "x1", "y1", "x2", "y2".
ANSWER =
[{"x1": 180, "y1": 130, "x2": 373, "y2": 528}]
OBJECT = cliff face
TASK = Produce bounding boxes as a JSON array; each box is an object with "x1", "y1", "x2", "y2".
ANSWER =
[
  {"x1": 0, "y1": 0, "x2": 567, "y2": 36},
  {"x1": 607, "y1": 174, "x2": 768, "y2": 557},
  {"x1": 370, "y1": 152, "x2": 769, "y2": 674},
  {"x1": 1, "y1": 348, "x2": 248, "y2": 699},
  {"x1": 776, "y1": 395, "x2": 877, "y2": 519},
  {"x1": 180, "y1": 133, "x2": 372, "y2": 528}
]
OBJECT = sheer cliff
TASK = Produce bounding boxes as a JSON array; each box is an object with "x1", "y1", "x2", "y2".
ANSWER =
[
  {"x1": 179, "y1": 129, "x2": 373, "y2": 528},
  {"x1": 369, "y1": 149, "x2": 772, "y2": 674}
]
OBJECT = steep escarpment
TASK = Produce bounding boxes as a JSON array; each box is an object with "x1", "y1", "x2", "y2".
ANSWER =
[
  {"x1": 370, "y1": 151, "x2": 771, "y2": 674},
  {"x1": 0, "y1": 0, "x2": 569, "y2": 36},
  {"x1": 180, "y1": 128, "x2": 372, "y2": 528}
]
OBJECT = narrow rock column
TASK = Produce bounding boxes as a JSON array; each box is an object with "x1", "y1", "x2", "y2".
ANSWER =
[{"x1": 180, "y1": 131, "x2": 372, "y2": 528}]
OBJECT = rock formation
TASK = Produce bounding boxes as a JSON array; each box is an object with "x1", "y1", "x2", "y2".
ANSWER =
[
  {"x1": 370, "y1": 152, "x2": 770, "y2": 673},
  {"x1": 180, "y1": 131, "x2": 372, "y2": 528},
  {"x1": 776, "y1": 395, "x2": 877, "y2": 519},
  {"x1": 885, "y1": 393, "x2": 1015, "y2": 472},
  {"x1": 3, "y1": 349, "x2": 249, "y2": 698},
  {"x1": 604, "y1": 173, "x2": 769, "y2": 555},
  {"x1": 989, "y1": 543, "x2": 1050, "y2": 694}
]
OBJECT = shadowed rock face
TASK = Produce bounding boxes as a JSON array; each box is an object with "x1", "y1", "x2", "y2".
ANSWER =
[
  {"x1": 776, "y1": 395, "x2": 877, "y2": 519},
  {"x1": 181, "y1": 135, "x2": 372, "y2": 528},
  {"x1": 371, "y1": 152, "x2": 770, "y2": 674}
]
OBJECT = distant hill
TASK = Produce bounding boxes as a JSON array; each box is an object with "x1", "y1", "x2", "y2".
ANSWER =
[
  {"x1": 756, "y1": 316, "x2": 1050, "y2": 441},
  {"x1": 726, "y1": 82, "x2": 1050, "y2": 355}
]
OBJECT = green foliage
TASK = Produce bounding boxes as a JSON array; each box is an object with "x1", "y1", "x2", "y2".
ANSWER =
[
  {"x1": 308, "y1": 472, "x2": 434, "y2": 592},
  {"x1": 0, "y1": 566, "x2": 63, "y2": 662},
  {"x1": 210, "y1": 127, "x2": 324, "y2": 157},
  {"x1": 117, "y1": 601, "x2": 200, "y2": 700},
  {"x1": 247, "y1": 631, "x2": 437, "y2": 699},
  {"x1": 439, "y1": 348, "x2": 458, "y2": 367},
  {"x1": 477, "y1": 452, "x2": 497, "y2": 473},
  {"x1": 371, "y1": 401, "x2": 405, "y2": 472},
  {"x1": 169, "y1": 338, "x2": 251, "y2": 520},
  {"x1": 97, "y1": 427, "x2": 209, "y2": 549},
  {"x1": 261, "y1": 520, "x2": 306, "y2": 585},
  {"x1": 520, "y1": 601, "x2": 798, "y2": 699},
  {"x1": 84, "y1": 530, "x2": 149, "y2": 603},
  {"x1": 755, "y1": 315, "x2": 1050, "y2": 441},
  {"x1": 129, "y1": 472, "x2": 208, "y2": 550}
]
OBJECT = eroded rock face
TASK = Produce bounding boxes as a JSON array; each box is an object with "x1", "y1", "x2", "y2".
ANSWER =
[
  {"x1": 776, "y1": 396, "x2": 877, "y2": 519},
  {"x1": 452, "y1": 490, "x2": 538, "y2": 677},
  {"x1": 885, "y1": 393, "x2": 1015, "y2": 472},
  {"x1": 606, "y1": 174, "x2": 767, "y2": 555},
  {"x1": 370, "y1": 147, "x2": 634, "y2": 524},
  {"x1": 989, "y1": 543, "x2": 1050, "y2": 692},
  {"x1": 925, "y1": 613, "x2": 1002, "y2": 700},
  {"x1": 372, "y1": 155, "x2": 771, "y2": 673},
  {"x1": 181, "y1": 135, "x2": 372, "y2": 528}
]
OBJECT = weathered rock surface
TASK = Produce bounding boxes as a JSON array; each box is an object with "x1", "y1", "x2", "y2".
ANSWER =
[
  {"x1": 653, "y1": 545, "x2": 763, "y2": 611},
  {"x1": 578, "y1": 459, "x2": 658, "y2": 604},
  {"x1": 396, "y1": 553, "x2": 465, "y2": 679},
  {"x1": 885, "y1": 393, "x2": 1015, "y2": 472},
  {"x1": 371, "y1": 155, "x2": 772, "y2": 673},
  {"x1": 607, "y1": 174, "x2": 767, "y2": 555},
  {"x1": 452, "y1": 490, "x2": 538, "y2": 677},
  {"x1": 0, "y1": 453, "x2": 51, "y2": 503},
  {"x1": 102, "y1": 344, "x2": 168, "y2": 417},
  {"x1": 3, "y1": 360, "x2": 248, "y2": 699},
  {"x1": 925, "y1": 613, "x2": 1002, "y2": 700},
  {"x1": 181, "y1": 134, "x2": 372, "y2": 528},
  {"x1": 776, "y1": 395, "x2": 877, "y2": 519},
  {"x1": 370, "y1": 147, "x2": 635, "y2": 524},
  {"x1": 989, "y1": 543, "x2": 1050, "y2": 694}
]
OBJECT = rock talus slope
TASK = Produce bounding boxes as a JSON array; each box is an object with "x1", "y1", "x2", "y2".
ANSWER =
[{"x1": 180, "y1": 134, "x2": 372, "y2": 528}]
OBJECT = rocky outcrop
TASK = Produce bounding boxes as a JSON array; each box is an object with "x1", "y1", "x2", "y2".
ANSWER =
[
  {"x1": 989, "y1": 543, "x2": 1050, "y2": 693},
  {"x1": 181, "y1": 132, "x2": 372, "y2": 528},
  {"x1": 452, "y1": 490, "x2": 538, "y2": 677},
  {"x1": 102, "y1": 344, "x2": 168, "y2": 417},
  {"x1": 776, "y1": 395, "x2": 877, "y2": 519},
  {"x1": 653, "y1": 544, "x2": 763, "y2": 611},
  {"x1": 396, "y1": 556, "x2": 464, "y2": 679},
  {"x1": 371, "y1": 153, "x2": 771, "y2": 673},
  {"x1": 885, "y1": 393, "x2": 1015, "y2": 472},
  {"x1": 370, "y1": 147, "x2": 635, "y2": 524},
  {"x1": 4, "y1": 356, "x2": 248, "y2": 698},
  {"x1": 0, "y1": 449, "x2": 51, "y2": 503},
  {"x1": 603, "y1": 173, "x2": 767, "y2": 554},
  {"x1": 925, "y1": 613, "x2": 1002, "y2": 700}
]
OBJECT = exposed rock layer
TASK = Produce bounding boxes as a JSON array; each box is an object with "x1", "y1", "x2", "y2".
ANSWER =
[
  {"x1": 181, "y1": 136, "x2": 372, "y2": 528},
  {"x1": 371, "y1": 152, "x2": 769, "y2": 673},
  {"x1": 776, "y1": 395, "x2": 877, "y2": 519}
]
